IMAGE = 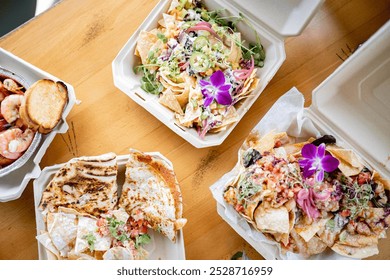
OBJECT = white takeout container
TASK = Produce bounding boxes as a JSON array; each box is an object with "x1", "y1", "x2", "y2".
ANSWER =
[
  {"x1": 0, "y1": 48, "x2": 76, "y2": 202},
  {"x1": 33, "y1": 153, "x2": 186, "y2": 260},
  {"x1": 211, "y1": 20, "x2": 390, "y2": 259},
  {"x1": 112, "y1": 0, "x2": 323, "y2": 148}
]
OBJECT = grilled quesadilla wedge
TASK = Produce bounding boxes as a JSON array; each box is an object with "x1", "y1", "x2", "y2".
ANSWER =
[
  {"x1": 39, "y1": 153, "x2": 118, "y2": 217},
  {"x1": 118, "y1": 150, "x2": 187, "y2": 242}
]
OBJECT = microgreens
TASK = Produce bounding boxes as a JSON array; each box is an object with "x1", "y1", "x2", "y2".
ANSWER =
[
  {"x1": 134, "y1": 66, "x2": 163, "y2": 95},
  {"x1": 341, "y1": 182, "x2": 374, "y2": 219}
]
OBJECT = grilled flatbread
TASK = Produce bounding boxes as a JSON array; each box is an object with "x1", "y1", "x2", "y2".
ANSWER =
[
  {"x1": 39, "y1": 153, "x2": 118, "y2": 217},
  {"x1": 118, "y1": 149, "x2": 187, "y2": 242}
]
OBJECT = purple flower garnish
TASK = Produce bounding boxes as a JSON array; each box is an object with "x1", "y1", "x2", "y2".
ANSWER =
[
  {"x1": 200, "y1": 70, "x2": 232, "y2": 107},
  {"x1": 299, "y1": 143, "x2": 339, "y2": 182}
]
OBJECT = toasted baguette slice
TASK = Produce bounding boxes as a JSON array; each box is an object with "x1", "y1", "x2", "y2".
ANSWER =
[{"x1": 23, "y1": 79, "x2": 68, "y2": 134}]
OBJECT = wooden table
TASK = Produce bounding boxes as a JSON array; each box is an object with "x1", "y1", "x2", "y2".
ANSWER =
[{"x1": 0, "y1": 0, "x2": 389, "y2": 260}]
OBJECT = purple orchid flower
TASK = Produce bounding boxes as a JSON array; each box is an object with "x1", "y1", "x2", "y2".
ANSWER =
[
  {"x1": 199, "y1": 70, "x2": 232, "y2": 107},
  {"x1": 299, "y1": 143, "x2": 339, "y2": 182}
]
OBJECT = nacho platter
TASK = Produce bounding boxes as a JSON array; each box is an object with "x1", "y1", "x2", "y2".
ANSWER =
[
  {"x1": 33, "y1": 152, "x2": 186, "y2": 260},
  {"x1": 211, "y1": 22, "x2": 390, "y2": 259},
  {"x1": 112, "y1": 0, "x2": 323, "y2": 148},
  {"x1": 0, "y1": 48, "x2": 76, "y2": 202}
]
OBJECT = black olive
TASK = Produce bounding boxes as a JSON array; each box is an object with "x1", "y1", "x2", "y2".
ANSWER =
[
  {"x1": 312, "y1": 135, "x2": 336, "y2": 146},
  {"x1": 243, "y1": 149, "x2": 262, "y2": 168}
]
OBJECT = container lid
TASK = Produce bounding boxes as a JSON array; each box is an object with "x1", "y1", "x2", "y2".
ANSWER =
[
  {"x1": 310, "y1": 21, "x2": 390, "y2": 178},
  {"x1": 228, "y1": 0, "x2": 324, "y2": 37}
]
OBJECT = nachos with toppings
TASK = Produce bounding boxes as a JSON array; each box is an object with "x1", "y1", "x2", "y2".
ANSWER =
[
  {"x1": 135, "y1": 0, "x2": 264, "y2": 137},
  {"x1": 224, "y1": 131, "x2": 390, "y2": 258}
]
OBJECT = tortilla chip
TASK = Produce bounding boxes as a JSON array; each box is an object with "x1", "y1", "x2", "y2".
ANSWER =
[
  {"x1": 176, "y1": 101, "x2": 201, "y2": 127},
  {"x1": 306, "y1": 235, "x2": 328, "y2": 255},
  {"x1": 372, "y1": 170, "x2": 390, "y2": 191},
  {"x1": 168, "y1": 0, "x2": 180, "y2": 12},
  {"x1": 290, "y1": 229, "x2": 327, "y2": 256},
  {"x1": 47, "y1": 212, "x2": 78, "y2": 255},
  {"x1": 36, "y1": 232, "x2": 60, "y2": 259},
  {"x1": 272, "y1": 205, "x2": 296, "y2": 246},
  {"x1": 235, "y1": 70, "x2": 258, "y2": 101},
  {"x1": 254, "y1": 206, "x2": 290, "y2": 234},
  {"x1": 163, "y1": 13, "x2": 176, "y2": 31},
  {"x1": 295, "y1": 217, "x2": 331, "y2": 242},
  {"x1": 74, "y1": 216, "x2": 112, "y2": 254},
  {"x1": 254, "y1": 131, "x2": 288, "y2": 154},
  {"x1": 135, "y1": 31, "x2": 158, "y2": 64},
  {"x1": 331, "y1": 243, "x2": 379, "y2": 259},
  {"x1": 227, "y1": 33, "x2": 242, "y2": 66},
  {"x1": 209, "y1": 125, "x2": 228, "y2": 133},
  {"x1": 159, "y1": 89, "x2": 184, "y2": 114},
  {"x1": 338, "y1": 230, "x2": 378, "y2": 247},
  {"x1": 160, "y1": 71, "x2": 186, "y2": 88},
  {"x1": 326, "y1": 146, "x2": 364, "y2": 176},
  {"x1": 317, "y1": 227, "x2": 339, "y2": 247},
  {"x1": 174, "y1": 85, "x2": 190, "y2": 108},
  {"x1": 210, "y1": 106, "x2": 239, "y2": 132},
  {"x1": 283, "y1": 139, "x2": 313, "y2": 155}
]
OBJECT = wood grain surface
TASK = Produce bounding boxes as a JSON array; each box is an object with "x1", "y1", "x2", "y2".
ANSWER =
[{"x1": 0, "y1": 0, "x2": 389, "y2": 260}]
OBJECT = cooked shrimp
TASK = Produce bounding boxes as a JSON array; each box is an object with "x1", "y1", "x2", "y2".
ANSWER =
[
  {"x1": 0, "y1": 81, "x2": 8, "y2": 102},
  {"x1": 3, "y1": 79, "x2": 24, "y2": 94},
  {"x1": 0, "y1": 94, "x2": 25, "y2": 124},
  {"x1": 0, "y1": 128, "x2": 34, "y2": 159}
]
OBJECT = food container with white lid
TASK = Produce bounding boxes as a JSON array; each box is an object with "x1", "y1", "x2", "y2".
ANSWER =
[
  {"x1": 33, "y1": 153, "x2": 186, "y2": 260},
  {"x1": 112, "y1": 0, "x2": 323, "y2": 148},
  {"x1": 210, "y1": 21, "x2": 390, "y2": 259},
  {"x1": 0, "y1": 48, "x2": 76, "y2": 202}
]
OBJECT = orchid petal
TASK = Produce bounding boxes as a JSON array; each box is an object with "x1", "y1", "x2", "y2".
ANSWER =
[
  {"x1": 301, "y1": 143, "x2": 317, "y2": 159},
  {"x1": 203, "y1": 94, "x2": 214, "y2": 107},
  {"x1": 321, "y1": 155, "x2": 339, "y2": 172},
  {"x1": 303, "y1": 165, "x2": 316, "y2": 178},
  {"x1": 317, "y1": 143, "x2": 326, "y2": 158},
  {"x1": 218, "y1": 84, "x2": 231, "y2": 91},
  {"x1": 199, "y1": 80, "x2": 211, "y2": 87},
  {"x1": 315, "y1": 169, "x2": 324, "y2": 182},
  {"x1": 215, "y1": 90, "x2": 232, "y2": 105},
  {"x1": 298, "y1": 158, "x2": 312, "y2": 167},
  {"x1": 210, "y1": 70, "x2": 225, "y2": 87}
]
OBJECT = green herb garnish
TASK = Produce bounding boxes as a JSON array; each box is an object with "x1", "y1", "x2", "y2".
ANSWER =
[
  {"x1": 157, "y1": 33, "x2": 167, "y2": 43},
  {"x1": 106, "y1": 217, "x2": 130, "y2": 242},
  {"x1": 83, "y1": 233, "x2": 97, "y2": 252},
  {"x1": 135, "y1": 234, "x2": 151, "y2": 249},
  {"x1": 342, "y1": 182, "x2": 373, "y2": 219},
  {"x1": 237, "y1": 173, "x2": 262, "y2": 204},
  {"x1": 134, "y1": 66, "x2": 163, "y2": 95}
]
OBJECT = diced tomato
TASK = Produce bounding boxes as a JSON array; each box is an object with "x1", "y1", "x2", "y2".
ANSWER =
[
  {"x1": 340, "y1": 209, "x2": 351, "y2": 217},
  {"x1": 274, "y1": 140, "x2": 282, "y2": 148},
  {"x1": 357, "y1": 172, "x2": 370, "y2": 185},
  {"x1": 235, "y1": 204, "x2": 244, "y2": 212}
]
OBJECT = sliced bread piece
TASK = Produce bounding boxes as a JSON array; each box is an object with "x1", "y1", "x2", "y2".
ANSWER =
[{"x1": 23, "y1": 79, "x2": 68, "y2": 134}]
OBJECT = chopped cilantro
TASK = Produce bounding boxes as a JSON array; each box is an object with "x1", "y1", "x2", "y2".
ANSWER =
[
  {"x1": 157, "y1": 33, "x2": 167, "y2": 43},
  {"x1": 83, "y1": 233, "x2": 96, "y2": 252},
  {"x1": 106, "y1": 217, "x2": 129, "y2": 242},
  {"x1": 135, "y1": 234, "x2": 151, "y2": 249}
]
